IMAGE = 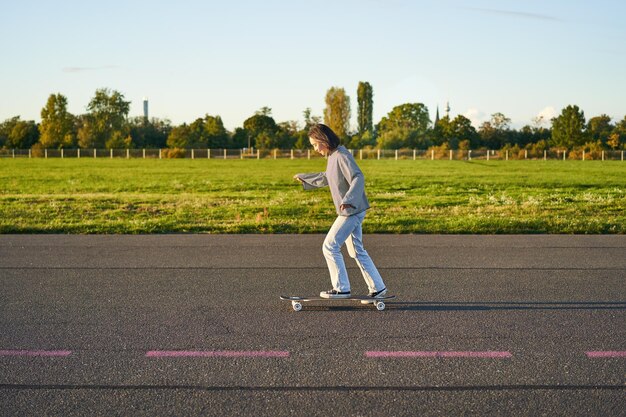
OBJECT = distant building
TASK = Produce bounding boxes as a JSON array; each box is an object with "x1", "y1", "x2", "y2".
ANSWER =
[{"x1": 143, "y1": 98, "x2": 149, "y2": 119}]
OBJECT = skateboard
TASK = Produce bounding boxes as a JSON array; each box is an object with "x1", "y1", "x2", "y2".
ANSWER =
[{"x1": 280, "y1": 295, "x2": 396, "y2": 311}]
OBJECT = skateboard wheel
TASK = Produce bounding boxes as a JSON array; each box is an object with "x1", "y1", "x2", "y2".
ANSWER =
[
  {"x1": 375, "y1": 301, "x2": 385, "y2": 311},
  {"x1": 292, "y1": 301, "x2": 302, "y2": 312}
]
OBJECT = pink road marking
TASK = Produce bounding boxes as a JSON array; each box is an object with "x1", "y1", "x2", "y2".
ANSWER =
[
  {"x1": 365, "y1": 351, "x2": 512, "y2": 358},
  {"x1": 586, "y1": 351, "x2": 626, "y2": 358},
  {"x1": 0, "y1": 350, "x2": 72, "y2": 357},
  {"x1": 146, "y1": 350, "x2": 290, "y2": 358}
]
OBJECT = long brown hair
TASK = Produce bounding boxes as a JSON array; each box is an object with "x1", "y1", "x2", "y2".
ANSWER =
[{"x1": 308, "y1": 123, "x2": 340, "y2": 150}]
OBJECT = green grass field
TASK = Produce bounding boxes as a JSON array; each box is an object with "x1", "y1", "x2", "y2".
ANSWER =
[{"x1": 0, "y1": 159, "x2": 624, "y2": 234}]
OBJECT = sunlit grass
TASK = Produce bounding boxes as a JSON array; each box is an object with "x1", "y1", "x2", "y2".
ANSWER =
[{"x1": 0, "y1": 159, "x2": 624, "y2": 233}]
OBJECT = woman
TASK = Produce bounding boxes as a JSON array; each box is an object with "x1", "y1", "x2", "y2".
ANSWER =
[{"x1": 294, "y1": 123, "x2": 387, "y2": 302}]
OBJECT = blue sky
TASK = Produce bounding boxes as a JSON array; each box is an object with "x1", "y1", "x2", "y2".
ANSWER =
[{"x1": 1, "y1": 0, "x2": 624, "y2": 131}]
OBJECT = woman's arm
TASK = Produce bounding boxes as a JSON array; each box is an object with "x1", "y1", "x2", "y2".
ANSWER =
[{"x1": 293, "y1": 172, "x2": 328, "y2": 190}]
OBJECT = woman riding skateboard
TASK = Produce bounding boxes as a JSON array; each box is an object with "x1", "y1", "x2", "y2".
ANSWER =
[{"x1": 294, "y1": 123, "x2": 388, "y2": 303}]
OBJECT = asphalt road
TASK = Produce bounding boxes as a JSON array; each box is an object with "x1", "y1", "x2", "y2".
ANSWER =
[{"x1": 1, "y1": 234, "x2": 625, "y2": 416}]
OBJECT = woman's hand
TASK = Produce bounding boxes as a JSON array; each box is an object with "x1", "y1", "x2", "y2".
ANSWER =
[
  {"x1": 340, "y1": 204, "x2": 355, "y2": 211},
  {"x1": 293, "y1": 175, "x2": 303, "y2": 183}
]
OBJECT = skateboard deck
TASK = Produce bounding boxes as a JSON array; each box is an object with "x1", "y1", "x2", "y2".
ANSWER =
[{"x1": 280, "y1": 295, "x2": 396, "y2": 311}]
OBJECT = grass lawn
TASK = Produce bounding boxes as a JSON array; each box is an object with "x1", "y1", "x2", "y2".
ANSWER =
[{"x1": 0, "y1": 158, "x2": 624, "y2": 233}]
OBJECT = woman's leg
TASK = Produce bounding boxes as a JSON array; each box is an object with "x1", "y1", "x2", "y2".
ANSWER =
[
  {"x1": 345, "y1": 212, "x2": 386, "y2": 293},
  {"x1": 322, "y1": 215, "x2": 361, "y2": 292}
]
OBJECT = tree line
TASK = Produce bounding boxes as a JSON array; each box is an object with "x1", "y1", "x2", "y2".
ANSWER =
[{"x1": 1, "y1": 84, "x2": 625, "y2": 152}]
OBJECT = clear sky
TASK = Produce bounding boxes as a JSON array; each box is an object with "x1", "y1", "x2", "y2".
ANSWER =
[{"x1": 1, "y1": 0, "x2": 624, "y2": 131}]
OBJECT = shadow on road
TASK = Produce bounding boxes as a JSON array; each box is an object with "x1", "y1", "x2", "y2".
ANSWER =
[{"x1": 389, "y1": 301, "x2": 626, "y2": 311}]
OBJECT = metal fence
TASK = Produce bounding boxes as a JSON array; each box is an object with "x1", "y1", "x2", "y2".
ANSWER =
[{"x1": 0, "y1": 148, "x2": 624, "y2": 161}]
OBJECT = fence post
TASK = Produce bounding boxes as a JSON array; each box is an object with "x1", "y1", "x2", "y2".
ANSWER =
[
  {"x1": 359, "y1": 149, "x2": 362, "y2": 160},
  {"x1": 525, "y1": 150, "x2": 528, "y2": 160},
  {"x1": 622, "y1": 150, "x2": 624, "y2": 161},
  {"x1": 431, "y1": 149, "x2": 434, "y2": 161},
  {"x1": 291, "y1": 149, "x2": 294, "y2": 160},
  {"x1": 395, "y1": 149, "x2": 398, "y2": 160},
  {"x1": 78, "y1": 148, "x2": 80, "y2": 159},
  {"x1": 159, "y1": 149, "x2": 162, "y2": 159},
  {"x1": 110, "y1": 149, "x2": 113, "y2": 159},
  {"x1": 143, "y1": 149, "x2": 146, "y2": 159},
  {"x1": 94, "y1": 149, "x2": 96, "y2": 158},
  {"x1": 602, "y1": 150, "x2": 605, "y2": 161},
  {"x1": 487, "y1": 150, "x2": 490, "y2": 161},
  {"x1": 12, "y1": 149, "x2": 15, "y2": 158},
  {"x1": 377, "y1": 149, "x2": 380, "y2": 160},
  {"x1": 273, "y1": 149, "x2": 277, "y2": 160},
  {"x1": 449, "y1": 150, "x2": 453, "y2": 161},
  {"x1": 224, "y1": 149, "x2": 227, "y2": 159},
  {"x1": 29, "y1": 149, "x2": 32, "y2": 158},
  {"x1": 505, "y1": 150, "x2": 508, "y2": 161},
  {"x1": 544, "y1": 150, "x2": 547, "y2": 161},
  {"x1": 468, "y1": 150, "x2": 472, "y2": 161},
  {"x1": 257, "y1": 149, "x2": 260, "y2": 160},
  {"x1": 45, "y1": 149, "x2": 48, "y2": 159},
  {"x1": 192, "y1": 149, "x2": 195, "y2": 160},
  {"x1": 563, "y1": 150, "x2": 566, "y2": 161},
  {"x1": 241, "y1": 149, "x2": 243, "y2": 160},
  {"x1": 413, "y1": 149, "x2": 416, "y2": 160},
  {"x1": 61, "y1": 148, "x2": 64, "y2": 159},
  {"x1": 208, "y1": 149, "x2": 210, "y2": 159}
]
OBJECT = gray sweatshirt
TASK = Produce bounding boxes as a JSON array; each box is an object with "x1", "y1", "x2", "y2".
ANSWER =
[{"x1": 296, "y1": 146, "x2": 370, "y2": 216}]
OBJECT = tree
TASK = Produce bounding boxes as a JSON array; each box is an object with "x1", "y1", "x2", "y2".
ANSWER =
[
  {"x1": 105, "y1": 131, "x2": 132, "y2": 149},
  {"x1": 449, "y1": 115, "x2": 479, "y2": 149},
  {"x1": 431, "y1": 115, "x2": 450, "y2": 146},
  {"x1": 527, "y1": 116, "x2": 552, "y2": 146},
  {"x1": 479, "y1": 113, "x2": 512, "y2": 149},
  {"x1": 39, "y1": 93, "x2": 76, "y2": 149},
  {"x1": 203, "y1": 115, "x2": 229, "y2": 148},
  {"x1": 0, "y1": 117, "x2": 39, "y2": 149},
  {"x1": 551, "y1": 105, "x2": 586, "y2": 149},
  {"x1": 324, "y1": 87, "x2": 351, "y2": 139},
  {"x1": 255, "y1": 131, "x2": 280, "y2": 149},
  {"x1": 188, "y1": 118, "x2": 208, "y2": 148},
  {"x1": 86, "y1": 88, "x2": 131, "y2": 148},
  {"x1": 297, "y1": 108, "x2": 322, "y2": 148},
  {"x1": 165, "y1": 117, "x2": 227, "y2": 149},
  {"x1": 357, "y1": 81, "x2": 373, "y2": 136},
  {"x1": 231, "y1": 128, "x2": 248, "y2": 149},
  {"x1": 77, "y1": 114, "x2": 97, "y2": 149},
  {"x1": 277, "y1": 120, "x2": 299, "y2": 148},
  {"x1": 608, "y1": 116, "x2": 626, "y2": 150},
  {"x1": 243, "y1": 113, "x2": 279, "y2": 149},
  {"x1": 10, "y1": 119, "x2": 39, "y2": 149},
  {"x1": 166, "y1": 124, "x2": 192, "y2": 148},
  {"x1": 256, "y1": 106, "x2": 272, "y2": 117},
  {"x1": 303, "y1": 108, "x2": 322, "y2": 131},
  {"x1": 491, "y1": 112, "x2": 511, "y2": 131},
  {"x1": 346, "y1": 131, "x2": 376, "y2": 149},
  {"x1": 586, "y1": 114, "x2": 613, "y2": 146},
  {"x1": 0, "y1": 118, "x2": 9, "y2": 148},
  {"x1": 376, "y1": 103, "x2": 430, "y2": 149},
  {"x1": 478, "y1": 121, "x2": 496, "y2": 149},
  {"x1": 128, "y1": 117, "x2": 171, "y2": 148}
]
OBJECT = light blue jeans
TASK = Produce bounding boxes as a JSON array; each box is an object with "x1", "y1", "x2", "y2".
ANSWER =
[{"x1": 322, "y1": 211, "x2": 386, "y2": 293}]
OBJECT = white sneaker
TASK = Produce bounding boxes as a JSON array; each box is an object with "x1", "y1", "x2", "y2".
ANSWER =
[
  {"x1": 320, "y1": 289, "x2": 351, "y2": 299},
  {"x1": 361, "y1": 288, "x2": 387, "y2": 304}
]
